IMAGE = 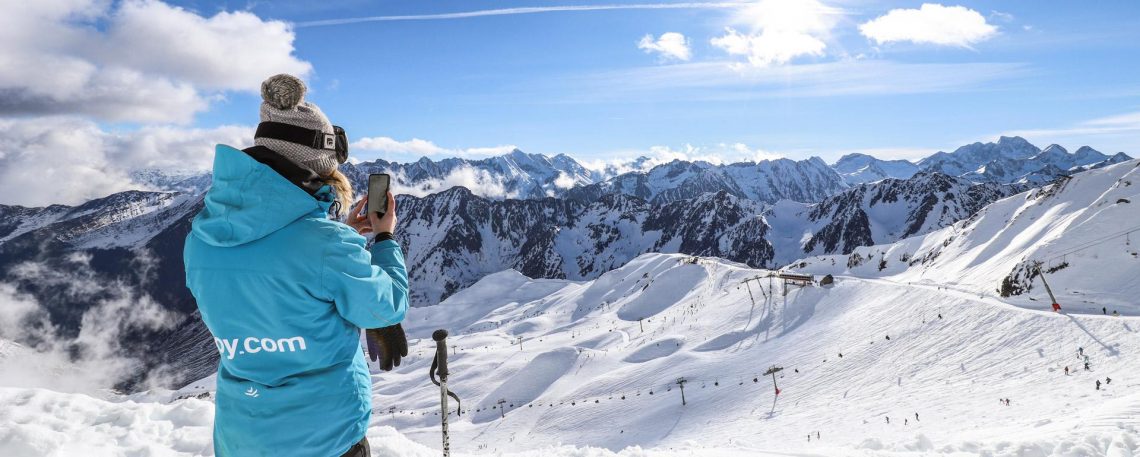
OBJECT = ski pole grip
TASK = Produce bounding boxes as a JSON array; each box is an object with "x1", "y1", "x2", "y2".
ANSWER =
[{"x1": 432, "y1": 329, "x2": 449, "y2": 378}]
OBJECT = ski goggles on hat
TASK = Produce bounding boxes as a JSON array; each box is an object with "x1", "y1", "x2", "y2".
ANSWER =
[{"x1": 255, "y1": 122, "x2": 349, "y2": 164}]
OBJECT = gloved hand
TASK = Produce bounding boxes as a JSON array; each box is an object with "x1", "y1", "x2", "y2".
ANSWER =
[{"x1": 365, "y1": 324, "x2": 408, "y2": 371}]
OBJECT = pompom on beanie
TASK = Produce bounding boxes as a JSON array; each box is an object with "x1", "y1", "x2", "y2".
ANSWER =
[{"x1": 255, "y1": 74, "x2": 340, "y2": 175}]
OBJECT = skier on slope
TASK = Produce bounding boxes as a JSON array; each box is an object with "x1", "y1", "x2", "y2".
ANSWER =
[
  {"x1": 184, "y1": 75, "x2": 408, "y2": 457},
  {"x1": 1096, "y1": 379, "x2": 1102, "y2": 390}
]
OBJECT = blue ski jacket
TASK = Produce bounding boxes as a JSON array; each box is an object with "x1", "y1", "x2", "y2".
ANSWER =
[{"x1": 184, "y1": 144, "x2": 408, "y2": 457}]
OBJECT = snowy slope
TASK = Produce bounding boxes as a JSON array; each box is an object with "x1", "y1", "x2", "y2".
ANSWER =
[
  {"x1": 10, "y1": 251, "x2": 1135, "y2": 456},
  {"x1": 373, "y1": 254, "x2": 1139, "y2": 455},
  {"x1": 794, "y1": 159, "x2": 1140, "y2": 315},
  {"x1": 1, "y1": 386, "x2": 786, "y2": 457}
]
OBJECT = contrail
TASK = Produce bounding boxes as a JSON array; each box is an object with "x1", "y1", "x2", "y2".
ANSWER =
[{"x1": 295, "y1": 3, "x2": 742, "y2": 27}]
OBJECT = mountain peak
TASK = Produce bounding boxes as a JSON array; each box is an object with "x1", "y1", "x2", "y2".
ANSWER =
[{"x1": 996, "y1": 135, "x2": 1032, "y2": 147}]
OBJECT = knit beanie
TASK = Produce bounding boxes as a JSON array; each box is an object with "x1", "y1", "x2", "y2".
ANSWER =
[{"x1": 255, "y1": 74, "x2": 340, "y2": 175}]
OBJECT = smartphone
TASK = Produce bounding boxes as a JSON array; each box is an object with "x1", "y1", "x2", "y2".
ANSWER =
[{"x1": 367, "y1": 173, "x2": 391, "y2": 216}]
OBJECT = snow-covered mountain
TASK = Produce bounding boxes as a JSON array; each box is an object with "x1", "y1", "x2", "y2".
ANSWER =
[
  {"x1": 794, "y1": 158, "x2": 1140, "y2": 312},
  {"x1": 392, "y1": 170, "x2": 1018, "y2": 306},
  {"x1": 129, "y1": 168, "x2": 213, "y2": 195},
  {"x1": 831, "y1": 153, "x2": 920, "y2": 185},
  {"x1": 0, "y1": 169, "x2": 1018, "y2": 311},
  {"x1": 344, "y1": 148, "x2": 606, "y2": 199},
  {"x1": 918, "y1": 136, "x2": 1132, "y2": 185},
  {"x1": 775, "y1": 172, "x2": 1016, "y2": 258},
  {"x1": 569, "y1": 157, "x2": 849, "y2": 204}
]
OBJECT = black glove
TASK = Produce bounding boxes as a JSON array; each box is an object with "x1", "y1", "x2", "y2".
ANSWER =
[{"x1": 365, "y1": 324, "x2": 408, "y2": 371}]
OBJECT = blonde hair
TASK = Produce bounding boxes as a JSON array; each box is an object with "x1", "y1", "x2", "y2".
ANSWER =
[{"x1": 321, "y1": 169, "x2": 354, "y2": 218}]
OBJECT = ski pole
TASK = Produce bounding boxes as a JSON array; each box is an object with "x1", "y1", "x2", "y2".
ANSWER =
[{"x1": 430, "y1": 329, "x2": 461, "y2": 457}]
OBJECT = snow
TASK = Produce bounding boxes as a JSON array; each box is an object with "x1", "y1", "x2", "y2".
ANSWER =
[
  {"x1": 381, "y1": 253, "x2": 1140, "y2": 455},
  {"x1": 0, "y1": 386, "x2": 789, "y2": 456},
  {"x1": 8, "y1": 248, "x2": 1136, "y2": 455}
]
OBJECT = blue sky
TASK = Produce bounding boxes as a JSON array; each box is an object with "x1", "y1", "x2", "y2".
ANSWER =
[
  {"x1": 2, "y1": 1, "x2": 1140, "y2": 205},
  {"x1": 175, "y1": 0, "x2": 1140, "y2": 164}
]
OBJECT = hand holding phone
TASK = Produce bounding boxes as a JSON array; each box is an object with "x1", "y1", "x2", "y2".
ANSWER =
[
  {"x1": 367, "y1": 174, "x2": 397, "y2": 234},
  {"x1": 368, "y1": 174, "x2": 391, "y2": 216}
]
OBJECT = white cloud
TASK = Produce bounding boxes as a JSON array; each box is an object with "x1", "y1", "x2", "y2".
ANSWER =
[
  {"x1": 710, "y1": 0, "x2": 840, "y2": 67},
  {"x1": 352, "y1": 136, "x2": 518, "y2": 159},
  {"x1": 102, "y1": 0, "x2": 312, "y2": 91},
  {"x1": 0, "y1": 117, "x2": 250, "y2": 206},
  {"x1": 552, "y1": 172, "x2": 577, "y2": 189},
  {"x1": 638, "y1": 32, "x2": 692, "y2": 61},
  {"x1": 582, "y1": 142, "x2": 786, "y2": 175},
  {"x1": 0, "y1": 256, "x2": 181, "y2": 392},
  {"x1": 388, "y1": 166, "x2": 518, "y2": 199},
  {"x1": 0, "y1": 0, "x2": 311, "y2": 123},
  {"x1": 647, "y1": 143, "x2": 784, "y2": 164},
  {"x1": 859, "y1": 4, "x2": 997, "y2": 48}
]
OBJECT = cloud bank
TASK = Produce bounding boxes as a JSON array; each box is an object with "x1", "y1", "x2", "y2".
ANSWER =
[
  {"x1": 353, "y1": 136, "x2": 519, "y2": 160},
  {"x1": 0, "y1": 0, "x2": 311, "y2": 124},
  {"x1": 0, "y1": 117, "x2": 249, "y2": 206},
  {"x1": 0, "y1": 254, "x2": 181, "y2": 393}
]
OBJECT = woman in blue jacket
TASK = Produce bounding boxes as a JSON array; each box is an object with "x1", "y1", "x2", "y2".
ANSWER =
[{"x1": 184, "y1": 74, "x2": 408, "y2": 457}]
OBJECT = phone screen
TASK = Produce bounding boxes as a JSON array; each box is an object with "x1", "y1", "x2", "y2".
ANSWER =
[{"x1": 367, "y1": 174, "x2": 391, "y2": 216}]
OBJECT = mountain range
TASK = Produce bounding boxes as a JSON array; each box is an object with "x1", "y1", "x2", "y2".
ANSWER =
[
  {"x1": 0, "y1": 136, "x2": 1129, "y2": 387},
  {"x1": 131, "y1": 136, "x2": 1130, "y2": 200}
]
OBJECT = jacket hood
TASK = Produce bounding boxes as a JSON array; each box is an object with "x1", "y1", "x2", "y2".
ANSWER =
[{"x1": 192, "y1": 144, "x2": 334, "y2": 247}]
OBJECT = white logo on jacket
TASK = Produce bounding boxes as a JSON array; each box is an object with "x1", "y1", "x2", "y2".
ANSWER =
[
  {"x1": 244, "y1": 387, "x2": 260, "y2": 398},
  {"x1": 214, "y1": 336, "x2": 308, "y2": 360}
]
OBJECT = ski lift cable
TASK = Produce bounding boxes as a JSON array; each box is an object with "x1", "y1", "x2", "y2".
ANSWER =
[{"x1": 1029, "y1": 223, "x2": 1140, "y2": 265}]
